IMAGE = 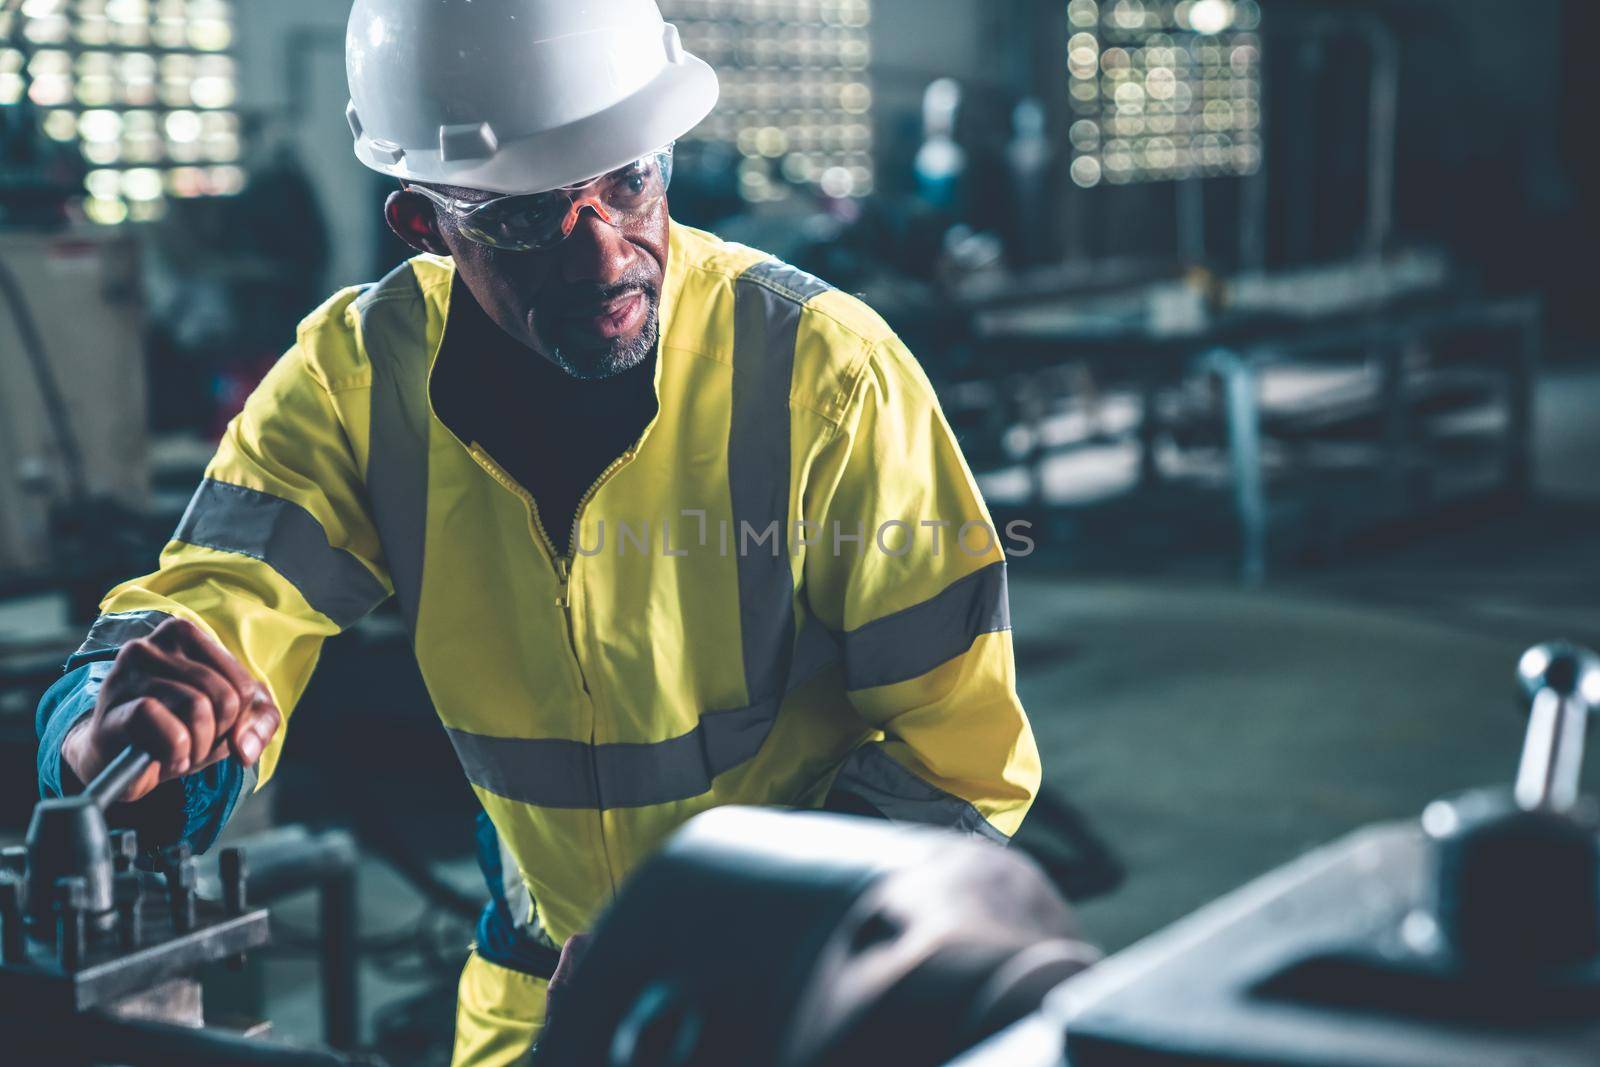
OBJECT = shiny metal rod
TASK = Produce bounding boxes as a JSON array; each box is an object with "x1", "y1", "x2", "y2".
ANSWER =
[
  {"x1": 1514, "y1": 643, "x2": 1600, "y2": 812},
  {"x1": 86, "y1": 746, "x2": 155, "y2": 810}
]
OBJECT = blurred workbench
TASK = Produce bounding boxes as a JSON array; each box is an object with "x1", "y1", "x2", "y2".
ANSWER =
[{"x1": 963, "y1": 251, "x2": 1540, "y2": 582}]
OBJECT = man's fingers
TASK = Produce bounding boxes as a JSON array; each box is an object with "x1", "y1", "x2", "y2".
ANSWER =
[
  {"x1": 549, "y1": 933, "x2": 592, "y2": 993},
  {"x1": 140, "y1": 615, "x2": 273, "y2": 745},
  {"x1": 94, "y1": 619, "x2": 275, "y2": 785},
  {"x1": 187, "y1": 696, "x2": 278, "y2": 778},
  {"x1": 143, "y1": 678, "x2": 217, "y2": 765},
  {"x1": 151, "y1": 618, "x2": 260, "y2": 701},
  {"x1": 229, "y1": 701, "x2": 282, "y2": 767},
  {"x1": 178, "y1": 662, "x2": 244, "y2": 741},
  {"x1": 116, "y1": 697, "x2": 193, "y2": 778}
]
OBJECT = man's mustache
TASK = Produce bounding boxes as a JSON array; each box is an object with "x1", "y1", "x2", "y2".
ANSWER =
[{"x1": 548, "y1": 274, "x2": 659, "y2": 317}]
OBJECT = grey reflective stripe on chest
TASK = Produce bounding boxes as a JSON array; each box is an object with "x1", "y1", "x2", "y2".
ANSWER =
[
  {"x1": 439, "y1": 258, "x2": 838, "y2": 810},
  {"x1": 358, "y1": 263, "x2": 432, "y2": 634},
  {"x1": 729, "y1": 258, "x2": 835, "y2": 706}
]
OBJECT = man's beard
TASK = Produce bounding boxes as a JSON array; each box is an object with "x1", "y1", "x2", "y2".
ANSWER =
[{"x1": 544, "y1": 288, "x2": 661, "y2": 382}]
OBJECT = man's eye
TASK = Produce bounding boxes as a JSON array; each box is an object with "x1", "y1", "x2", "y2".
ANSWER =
[
  {"x1": 495, "y1": 199, "x2": 559, "y2": 223},
  {"x1": 617, "y1": 162, "x2": 658, "y2": 195}
]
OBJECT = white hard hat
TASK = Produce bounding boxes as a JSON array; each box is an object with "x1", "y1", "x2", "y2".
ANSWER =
[{"x1": 345, "y1": 0, "x2": 719, "y2": 195}]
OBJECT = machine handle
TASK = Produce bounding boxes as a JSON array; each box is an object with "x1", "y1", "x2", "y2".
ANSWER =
[
  {"x1": 86, "y1": 746, "x2": 155, "y2": 811},
  {"x1": 1514, "y1": 642, "x2": 1600, "y2": 812}
]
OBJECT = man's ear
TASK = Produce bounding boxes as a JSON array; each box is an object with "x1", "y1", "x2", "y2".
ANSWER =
[{"x1": 385, "y1": 188, "x2": 451, "y2": 255}]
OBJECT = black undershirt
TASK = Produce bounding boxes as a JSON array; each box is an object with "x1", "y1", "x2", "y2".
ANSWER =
[{"x1": 431, "y1": 283, "x2": 659, "y2": 555}]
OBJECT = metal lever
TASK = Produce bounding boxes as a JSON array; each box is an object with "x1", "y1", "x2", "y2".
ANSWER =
[
  {"x1": 23, "y1": 745, "x2": 154, "y2": 926},
  {"x1": 86, "y1": 747, "x2": 155, "y2": 810},
  {"x1": 1514, "y1": 642, "x2": 1600, "y2": 812}
]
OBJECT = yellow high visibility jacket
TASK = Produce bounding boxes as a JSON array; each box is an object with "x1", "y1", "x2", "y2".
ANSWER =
[{"x1": 78, "y1": 222, "x2": 1040, "y2": 949}]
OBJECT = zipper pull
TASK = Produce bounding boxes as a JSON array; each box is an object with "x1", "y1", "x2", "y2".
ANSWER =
[{"x1": 554, "y1": 557, "x2": 570, "y2": 608}]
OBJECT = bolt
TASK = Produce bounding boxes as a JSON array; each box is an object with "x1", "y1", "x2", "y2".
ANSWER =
[
  {"x1": 0, "y1": 874, "x2": 25, "y2": 965},
  {"x1": 56, "y1": 876, "x2": 88, "y2": 969},
  {"x1": 114, "y1": 871, "x2": 143, "y2": 949},
  {"x1": 160, "y1": 841, "x2": 192, "y2": 872},
  {"x1": 0, "y1": 846, "x2": 25, "y2": 877},
  {"x1": 110, "y1": 830, "x2": 139, "y2": 874},
  {"x1": 219, "y1": 848, "x2": 247, "y2": 916},
  {"x1": 168, "y1": 858, "x2": 197, "y2": 933}
]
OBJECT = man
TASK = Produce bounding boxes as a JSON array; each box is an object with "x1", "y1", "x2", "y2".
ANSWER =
[{"x1": 34, "y1": 1, "x2": 1040, "y2": 1063}]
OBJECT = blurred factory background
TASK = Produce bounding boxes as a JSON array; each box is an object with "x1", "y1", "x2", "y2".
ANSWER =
[{"x1": 1, "y1": 0, "x2": 1596, "y2": 1062}]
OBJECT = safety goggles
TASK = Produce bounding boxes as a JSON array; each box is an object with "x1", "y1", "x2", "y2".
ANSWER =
[{"x1": 408, "y1": 144, "x2": 674, "y2": 253}]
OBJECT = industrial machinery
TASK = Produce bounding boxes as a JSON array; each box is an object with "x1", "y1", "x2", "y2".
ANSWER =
[
  {"x1": 542, "y1": 641, "x2": 1600, "y2": 1067},
  {"x1": 0, "y1": 746, "x2": 385, "y2": 1067},
  {"x1": 0, "y1": 229, "x2": 148, "y2": 582}
]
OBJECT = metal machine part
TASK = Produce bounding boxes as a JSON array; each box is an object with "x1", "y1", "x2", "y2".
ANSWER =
[
  {"x1": 545, "y1": 641, "x2": 1600, "y2": 1067},
  {"x1": 537, "y1": 807, "x2": 1096, "y2": 1067},
  {"x1": 0, "y1": 230, "x2": 148, "y2": 580},
  {"x1": 951, "y1": 641, "x2": 1600, "y2": 1066},
  {"x1": 197, "y1": 823, "x2": 366, "y2": 1050},
  {"x1": 1, "y1": 747, "x2": 384, "y2": 1066},
  {"x1": 23, "y1": 746, "x2": 154, "y2": 925}
]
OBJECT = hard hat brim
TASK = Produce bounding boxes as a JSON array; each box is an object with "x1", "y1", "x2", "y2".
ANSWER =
[{"x1": 354, "y1": 53, "x2": 719, "y2": 196}]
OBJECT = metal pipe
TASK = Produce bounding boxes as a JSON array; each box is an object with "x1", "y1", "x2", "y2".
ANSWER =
[
  {"x1": 1361, "y1": 16, "x2": 1401, "y2": 257},
  {"x1": 35, "y1": 1010, "x2": 393, "y2": 1067},
  {"x1": 320, "y1": 871, "x2": 360, "y2": 1050},
  {"x1": 1177, "y1": 177, "x2": 1206, "y2": 266}
]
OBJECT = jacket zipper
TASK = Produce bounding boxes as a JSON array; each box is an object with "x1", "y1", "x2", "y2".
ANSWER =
[
  {"x1": 531, "y1": 447, "x2": 636, "y2": 688},
  {"x1": 467, "y1": 445, "x2": 589, "y2": 690},
  {"x1": 566, "y1": 450, "x2": 635, "y2": 560},
  {"x1": 471, "y1": 441, "x2": 635, "y2": 897},
  {"x1": 562, "y1": 448, "x2": 634, "y2": 900}
]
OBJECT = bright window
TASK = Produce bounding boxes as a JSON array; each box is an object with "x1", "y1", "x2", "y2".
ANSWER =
[
  {"x1": 1065, "y1": 0, "x2": 1262, "y2": 188},
  {"x1": 1, "y1": 0, "x2": 242, "y2": 223},
  {"x1": 659, "y1": 0, "x2": 874, "y2": 202}
]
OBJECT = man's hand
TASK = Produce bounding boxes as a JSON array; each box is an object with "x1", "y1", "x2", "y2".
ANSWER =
[
  {"x1": 544, "y1": 932, "x2": 591, "y2": 1032},
  {"x1": 61, "y1": 617, "x2": 282, "y2": 802}
]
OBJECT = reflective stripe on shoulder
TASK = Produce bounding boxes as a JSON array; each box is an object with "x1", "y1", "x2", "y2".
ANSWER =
[
  {"x1": 836, "y1": 561, "x2": 1011, "y2": 691},
  {"x1": 174, "y1": 479, "x2": 388, "y2": 630},
  {"x1": 729, "y1": 256, "x2": 832, "y2": 706},
  {"x1": 446, "y1": 258, "x2": 840, "y2": 810},
  {"x1": 358, "y1": 262, "x2": 432, "y2": 633},
  {"x1": 832, "y1": 743, "x2": 1009, "y2": 843},
  {"x1": 68, "y1": 609, "x2": 174, "y2": 667}
]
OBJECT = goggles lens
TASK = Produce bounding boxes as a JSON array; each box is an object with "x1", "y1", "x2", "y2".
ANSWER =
[{"x1": 431, "y1": 146, "x2": 674, "y2": 253}]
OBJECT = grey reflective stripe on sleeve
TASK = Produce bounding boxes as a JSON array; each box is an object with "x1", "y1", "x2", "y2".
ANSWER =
[
  {"x1": 358, "y1": 263, "x2": 432, "y2": 634},
  {"x1": 835, "y1": 561, "x2": 1011, "y2": 691},
  {"x1": 70, "y1": 609, "x2": 174, "y2": 664},
  {"x1": 174, "y1": 479, "x2": 388, "y2": 630},
  {"x1": 832, "y1": 743, "x2": 1010, "y2": 843},
  {"x1": 446, "y1": 259, "x2": 839, "y2": 810}
]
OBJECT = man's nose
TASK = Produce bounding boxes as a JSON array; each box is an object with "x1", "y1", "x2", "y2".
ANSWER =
[{"x1": 558, "y1": 203, "x2": 635, "y2": 286}]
